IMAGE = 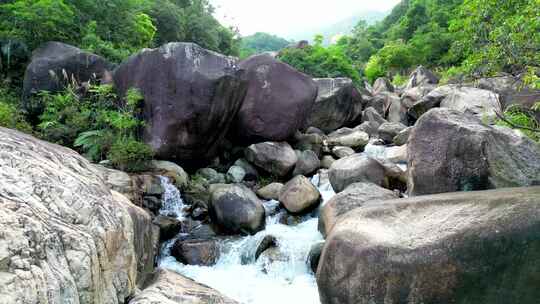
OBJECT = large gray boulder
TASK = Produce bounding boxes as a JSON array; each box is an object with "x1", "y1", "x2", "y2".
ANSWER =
[
  {"x1": 209, "y1": 184, "x2": 266, "y2": 235},
  {"x1": 328, "y1": 154, "x2": 386, "y2": 192},
  {"x1": 317, "y1": 187, "x2": 540, "y2": 304},
  {"x1": 326, "y1": 128, "x2": 369, "y2": 149},
  {"x1": 292, "y1": 150, "x2": 320, "y2": 176},
  {"x1": 404, "y1": 65, "x2": 439, "y2": 90},
  {"x1": 318, "y1": 182, "x2": 397, "y2": 236},
  {"x1": 409, "y1": 85, "x2": 502, "y2": 121},
  {"x1": 477, "y1": 74, "x2": 540, "y2": 114},
  {"x1": 245, "y1": 142, "x2": 298, "y2": 177},
  {"x1": 22, "y1": 42, "x2": 113, "y2": 116},
  {"x1": 129, "y1": 269, "x2": 238, "y2": 304},
  {"x1": 408, "y1": 108, "x2": 540, "y2": 196},
  {"x1": 231, "y1": 54, "x2": 317, "y2": 143},
  {"x1": 0, "y1": 127, "x2": 139, "y2": 303},
  {"x1": 279, "y1": 175, "x2": 321, "y2": 214},
  {"x1": 308, "y1": 78, "x2": 363, "y2": 132},
  {"x1": 113, "y1": 42, "x2": 247, "y2": 162},
  {"x1": 372, "y1": 77, "x2": 394, "y2": 95}
]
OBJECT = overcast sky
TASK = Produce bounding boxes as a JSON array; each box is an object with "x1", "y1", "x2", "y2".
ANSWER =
[{"x1": 210, "y1": 0, "x2": 401, "y2": 38}]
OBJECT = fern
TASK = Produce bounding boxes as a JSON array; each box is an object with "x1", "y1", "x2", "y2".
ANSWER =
[{"x1": 74, "y1": 130, "x2": 105, "y2": 161}]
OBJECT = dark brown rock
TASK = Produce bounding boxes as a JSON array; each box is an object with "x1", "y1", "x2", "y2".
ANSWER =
[{"x1": 171, "y1": 238, "x2": 220, "y2": 266}]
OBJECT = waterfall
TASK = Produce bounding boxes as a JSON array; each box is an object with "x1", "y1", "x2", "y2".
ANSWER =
[
  {"x1": 158, "y1": 174, "x2": 336, "y2": 304},
  {"x1": 158, "y1": 176, "x2": 187, "y2": 220}
]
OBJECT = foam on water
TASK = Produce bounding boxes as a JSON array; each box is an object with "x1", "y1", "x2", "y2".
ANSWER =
[
  {"x1": 158, "y1": 174, "x2": 335, "y2": 304},
  {"x1": 158, "y1": 176, "x2": 187, "y2": 220}
]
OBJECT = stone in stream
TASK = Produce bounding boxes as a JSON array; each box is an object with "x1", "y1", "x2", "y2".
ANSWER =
[
  {"x1": 292, "y1": 150, "x2": 321, "y2": 176},
  {"x1": 326, "y1": 128, "x2": 369, "y2": 149},
  {"x1": 307, "y1": 242, "x2": 325, "y2": 274},
  {"x1": 320, "y1": 155, "x2": 336, "y2": 169},
  {"x1": 408, "y1": 108, "x2": 540, "y2": 196},
  {"x1": 317, "y1": 187, "x2": 540, "y2": 304},
  {"x1": 0, "y1": 127, "x2": 143, "y2": 302},
  {"x1": 231, "y1": 53, "x2": 318, "y2": 143},
  {"x1": 392, "y1": 126, "x2": 413, "y2": 146},
  {"x1": 22, "y1": 42, "x2": 113, "y2": 116},
  {"x1": 113, "y1": 42, "x2": 247, "y2": 162},
  {"x1": 361, "y1": 106, "x2": 387, "y2": 127},
  {"x1": 328, "y1": 154, "x2": 386, "y2": 192},
  {"x1": 226, "y1": 165, "x2": 246, "y2": 183},
  {"x1": 233, "y1": 158, "x2": 259, "y2": 181},
  {"x1": 318, "y1": 182, "x2": 398, "y2": 237},
  {"x1": 256, "y1": 183, "x2": 284, "y2": 201},
  {"x1": 307, "y1": 78, "x2": 364, "y2": 132},
  {"x1": 171, "y1": 238, "x2": 220, "y2": 266},
  {"x1": 245, "y1": 141, "x2": 298, "y2": 177},
  {"x1": 153, "y1": 215, "x2": 182, "y2": 242},
  {"x1": 293, "y1": 132, "x2": 324, "y2": 157},
  {"x1": 254, "y1": 235, "x2": 278, "y2": 260},
  {"x1": 197, "y1": 168, "x2": 226, "y2": 184},
  {"x1": 148, "y1": 160, "x2": 189, "y2": 190},
  {"x1": 129, "y1": 269, "x2": 238, "y2": 304},
  {"x1": 377, "y1": 122, "x2": 407, "y2": 144},
  {"x1": 279, "y1": 175, "x2": 321, "y2": 214},
  {"x1": 331, "y1": 146, "x2": 355, "y2": 159},
  {"x1": 209, "y1": 184, "x2": 266, "y2": 235}
]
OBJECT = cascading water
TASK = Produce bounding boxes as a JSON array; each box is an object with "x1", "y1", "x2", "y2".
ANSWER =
[
  {"x1": 158, "y1": 176, "x2": 187, "y2": 220},
  {"x1": 157, "y1": 174, "x2": 336, "y2": 304}
]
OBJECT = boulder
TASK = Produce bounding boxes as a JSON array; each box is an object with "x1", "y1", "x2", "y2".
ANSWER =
[
  {"x1": 354, "y1": 121, "x2": 379, "y2": 138},
  {"x1": 209, "y1": 184, "x2": 266, "y2": 235},
  {"x1": 477, "y1": 74, "x2": 540, "y2": 114},
  {"x1": 233, "y1": 158, "x2": 259, "y2": 181},
  {"x1": 331, "y1": 146, "x2": 355, "y2": 159},
  {"x1": 279, "y1": 175, "x2": 321, "y2": 214},
  {"x1": 171, "y1": 239, "x2": 220, "y2": 266},
  {"x1": 93, "y1": 165, "x2": 136, "y2": 201},
  {"x1": 256, "y1": 183, "x2": 284, "y2": 201},
  {"x1": 400, "y1": 85, "x2": 436, "y2": 108},
  {"x1": 361, "y1": 106, "x2": 387, "y2": 127},
  {"x1": 328, "y1": 154, "x2": 386, "y2": 192},
  {"x1": 22, "y1": 42, "x2": 113, "y2": 116},
  {"x1": 129, "y1": 269, "x2": 238, "y2": 304},
  {"x1": 245, "y1": 142, "x2": 298, "y2": 177},
  {"x1": 255, "y1": 235, "x2": 278, "y2": 260},
  {"x1": 293, "y1": 150, "x2": 320, "y2": 176},
  {"x1": 404, "y1": 65, "x2": 439, "y2": 90},
  {"x1": 318, "y1": 182, "x2": 398, "y2": 236},
  {"x1": 409, "y1": 85, "x2": 502, "y2": 121},
  {"x1": 317, "y1": 187, "x2": 540, "y2": 304},
  {"x1": 306, "y1": 126, "x2": 326, "y2": 136},
  {"x1": 320, "y1": 155, "x2": 336, "y2": 169},
  {"x1": 408, "y1": 108, "x2": 540, "y2": 196},
  {"x1": 149, "y1": 160, "x2": 189, "y2": 189},
  {"x1": 0, "y1": 127, "x2": 138, "y2": 303},
  {"x1": 372, "y1": 77, "x2": 394, "y2": 95},
  {"x1": 392, "y1": 126, "x2": 413, "y2": 146},
  {"x1": 307, "y1": 242, "x2": 324, "y2": 274},
  {"x1": 226, "y1": 165, "x2": 246, "y2": 183},
  {"x1": 308, "y1": 78, "x2": 364, "y2": 132},
  {"x1": 293, "y1": 131, "x2": 324, "y2": 157},
  {"x1": 153, "y1": 215, "x2": 182, "y2": 242},
  {"x1": 113, "y1": 42, "x2": 247, "y2": 161},
  {"x1": 386, "y1": 95, "x2": 409, "y2": 125},
  {"x1": 378, "y1": 122, "x2": 407, "y2": 144},
  {"x1": 385, "y1": 145, "x2": 408, "y2": 163},
  {"x1": 326, "y1": 128, "x2": 369, "y2": 148},
  {"x1": 196, "y1": 168, "x2": 226, "y2": 184},
  {"x1": 232, "y1": 54, "x2": 317, "y2": 143}
]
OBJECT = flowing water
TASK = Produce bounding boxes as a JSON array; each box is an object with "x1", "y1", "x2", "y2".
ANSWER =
[{"x1": 157, "y1": 175, "x2": 336, "y2": 304}]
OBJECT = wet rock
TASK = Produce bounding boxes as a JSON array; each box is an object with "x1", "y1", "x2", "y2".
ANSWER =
[
  {"x1": 255, "y1": 235, "x2": 278, "y2": 260},
  {"x1": 331, "y1": 146, "x2": 355, "y2": 159},
  {"x1": 226, "y1": 165, "x2": 246, "y2": 183},
  {"x1": 22, "y1": 42, "x2": 113, "y2": 116},
  {"x1": 171, "y1": 238, "x2": 220, "y2": 266},
  {"x1": 307, "y1": 242, "x2": 325, "y2": 274},
  {"x1": 232, "y1": 54, "x2": 317, "y2": 143},
  {"x1": 293, "y1": 150, "x2": 321, "y2": 176},
  {"x1": 306, "y1": 126, "x2": 326, "y2": 136},
  {"x1": 378, "y1": 122, "x2": 407, "y2": 144},
  {"x1": 197, "y1": 168, "x2": 226, "y2": 184},
  {"x1": 153, "y1": 215, "x2": 182, "y2": 242},
  {"x1": 392, "y1": 126, "x2": 413, "y2": 146},
  {"x1": 279, "y1": 175, "x2": 321, "y2": 214},
  {"x1": 209, "y1": 184, "x2": 266, "y2": 235},
  {"x1": 329, "y1": 154, "x2": 386, "y2": 192},
  {"x1": 233, "y1": 158, "x2": 259, "y2": 182},
  {"x1": 318, "y1": 187, "x2": 540, "y2": 304},
  {"x1": 149, "y1": 160, "x2": 189, "y2": 189},
  {"x1": 320, "y1": 155, "x2": 336, "y2": 169},
  {"x1": 318, "y1": 182, "x2": 398, "y2": 236},
  {"x1": 0, "y1": 127, "x2": 138, "y2": 303},
  {"x1": 372, "y1": 77, "x2": 394, "y2": 95},
  {"x1": 404, "y1": 65, "x2": 439, "y2": 90},
  {"x1": 308, "y1": 78, "x2": 364, "y2": 132},
  {"x1": 256, "y1": 183, "x2": 284, "y2": 201},
  {"x1": 129, "y1": 269, "x2": 238, "y2": 304},
  {"x1": 113, "y1": 42, "x2": 247, "y2": 162},
  {"x1": 385, "y1": 145, "x2": 408, "y2": 163},
  {"x1": 142, "y1": 196, "x2": 162, "y2": 214},
  {"x1": 245, "y1": 141, "x2": 298, "y2": 177},
  {"x1": 327, "y1": 128, "x2": 369, "y2": 149},
  {"x1": 134, "y1": 174, "x2": 165, "y2": 196},
  {"x1": 408, "y1": 108, "x2": 540, "y2": 196}
]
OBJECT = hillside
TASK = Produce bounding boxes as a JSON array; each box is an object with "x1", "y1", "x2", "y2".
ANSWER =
[{"x1": 240, "y1": 32, "x2": 291, "y2": 58}]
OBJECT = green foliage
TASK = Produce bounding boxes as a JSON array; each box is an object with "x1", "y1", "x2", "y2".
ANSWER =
[
  {"x1": 240, "y1": 32, "x2": 290, "y2": 58},
  {"x1": 38, "y1": 84, "x2": 153, "y2": 171},
  {"x1": 0, "y1": 85, "x2": 32, "y2": 133},
  {"x1": 496, "y1": 106, "x2": 540, "y2": 142},
  {"x1": 278, "y1": 36, "x2": 360, "y2": 82},
  {"x1": 392, "y1": 74, "x2": 408, "y2": 86}
]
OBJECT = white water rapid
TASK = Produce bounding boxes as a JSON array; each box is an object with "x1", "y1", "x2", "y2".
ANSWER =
[{"x1": 157, "y1": 174, "x2": 336, "y2": 304}]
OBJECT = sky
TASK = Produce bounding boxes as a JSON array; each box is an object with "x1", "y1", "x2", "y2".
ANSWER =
[{"x1": 210, "y1": 0, "x2": 401, "y2": 38}]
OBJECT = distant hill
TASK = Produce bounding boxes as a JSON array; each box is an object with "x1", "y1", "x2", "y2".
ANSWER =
[
  {"x1": 240, "y1": 32, "x2": 291, "y2": 58},
  {"x1": 288, "y1": 11, "x2": 388, "y2": 45}
]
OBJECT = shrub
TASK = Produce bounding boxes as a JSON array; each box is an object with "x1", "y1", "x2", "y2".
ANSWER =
[
  {"x1": 496, "y1": 106, "x2": 540, "y2": 142},
  {"x1": 107, "y1": 137, "x2": 154, "y2": 172},
  {"x1": 0, "y1": 85, "x2": 32, "y2": 133}
]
